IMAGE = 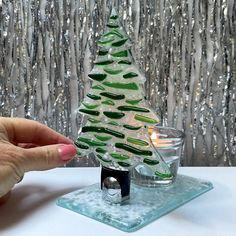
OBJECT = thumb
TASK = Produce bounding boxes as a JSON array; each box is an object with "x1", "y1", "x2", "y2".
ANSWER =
[{"x1": 22, "y1": 144, "x2": 77, "y2": 171}]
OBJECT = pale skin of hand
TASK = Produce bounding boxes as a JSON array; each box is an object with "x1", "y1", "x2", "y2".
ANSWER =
[{"x1": 0, "y1": 117, "x2": 77, "y2": 204}]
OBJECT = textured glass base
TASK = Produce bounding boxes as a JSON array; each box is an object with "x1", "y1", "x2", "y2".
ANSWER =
[{"x1": 57, "y1": 175, "x2": 213, "y2": 232}]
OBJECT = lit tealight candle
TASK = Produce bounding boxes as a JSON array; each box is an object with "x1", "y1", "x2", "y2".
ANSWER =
[{"x1": 149, "y1": 129, "x2": 173, "y2": 148}]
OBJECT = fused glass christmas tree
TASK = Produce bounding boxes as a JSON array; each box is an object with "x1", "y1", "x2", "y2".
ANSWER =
[
  {"x1": 75, "y1": 9, "x2": 172, "y2": 184},
  {"x1": 57, "y1": 9, "x2": 213, "y2": 232}
]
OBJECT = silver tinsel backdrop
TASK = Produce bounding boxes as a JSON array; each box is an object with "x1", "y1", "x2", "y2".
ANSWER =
[{"x1": 0, "y1": 0, "x2": 235, "y2": 166}]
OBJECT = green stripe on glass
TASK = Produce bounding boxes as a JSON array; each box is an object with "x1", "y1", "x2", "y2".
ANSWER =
[
  {"x1": 123, "y1": 124, "x2": 142, "y2": 130},
  {"x1": 101, "y1": 100, "x2": 115, "y2": 105},
  {"x1": 127, "y1": 137, "x2": 149, "y2": 146},
  {"x1": 74, "y1": 141, "x2": 89, "y2": 149},
  {"x1": 82, "y1": 126, "x2": 125, "y2": 139},
  {"x1": 110, "y1": 15, "x2": 118, "y2": 20},
  {"x1": 117, "y1": 105, "x2": 150, "y2": 112},
  {"x1": 115, "y1": 143, "x2": 152, "y2": 156},
  {"x1": 98, "y1": 38, "x2": 114, "y2": 45},
  {"x1": 96, "y1": 154, "x2": 112, "y2": 163},
  {"x1": 92, "y1": 85, "x2": 105, "y2": 91},
  {"x1": 154, "y1": 171, "x2": 173, "y2": 179},
  {"x1": 88, "y1": 73, "x2": 107, "y2": 81},
  {"x1": 110, "y1": 153, "x2": 130, "y2": 160},
  {"x1": 79, "y1": 109, "x2": 99, "y2": 116},
  {"x1": 98, "y1": 50, "x2": 109, "y2": 56},
  {"x1": 94, "y1": 134, "x2": 112, "y2": 141},
  {"x1": 143, "y1": 158, "x2": 159, "y2": 166},
  {"x1": 103, "y1": 111, "x2": 125, "y2": 119},
  {"x1": 118, "y1": 60, "x2": 132, "y2": 65},
  {"x1": 78, "y1": 137, "x2": 107, "y2": 147},
  {"x1": 95, "y1": 147, "x2": 107, "y2": 154},
  {"x1": 118, "y1": 162, "x2": 131, "y2": 167},
  {"x1": 108, "y1": 121, "x2": 119, "y2": 126},
  {"x1": 111, "y1": 50, "x2": 128, "y2": 57},
  {"x1": 102, "y1": 81, "x2": 139, "y2": 90},
  {"x1": 134, "y1": 114, "x2": 159, "y2": 124},
  {"x1": 88, "y1": 118, "x2": 100, "y2": 123},
  {"x1": 111, "y1": 38, "x2": 128, "y2": 47},
  {"x1": 103, "y1": 67, "x2": 122, "y2": 75},
  {"x1": 106, "y1": 23, "x2": 119, "y2": 28},
  {"x1": 87, "y1": 94, "x2": 101, "y2": 100},
  {"x1": 94, "y1": 60, "x2": 114, "y2": 66},
  {"x1": 125, "y1": 98, "x2": 142, "y2": 105},
  {"x1": 123, "y1": 72, "x2": 138, "y2": 79},
  {"x1": 100, "y1": 92, "x2": 125, "y2": 100},
  {"x1": 82, "y1": 102, "x2": 99, "y2": 109}
]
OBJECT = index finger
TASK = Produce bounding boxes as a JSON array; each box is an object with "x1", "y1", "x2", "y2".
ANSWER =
[{"x1": 0, "y1": 117, "x2": 73, "y2": 146}]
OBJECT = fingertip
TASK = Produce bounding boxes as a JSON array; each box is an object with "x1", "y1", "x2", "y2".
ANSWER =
[{"x1": 58, "y1": 144, "x2": 77, "y2": 161}]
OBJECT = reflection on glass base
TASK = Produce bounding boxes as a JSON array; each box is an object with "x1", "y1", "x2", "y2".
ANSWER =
[{"x1": 57, "y1": 175, "x2": 213, "y2": 232}]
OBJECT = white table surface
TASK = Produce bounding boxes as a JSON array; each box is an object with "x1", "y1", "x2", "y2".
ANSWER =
[{"x1": 0, "y1": 167, "x2": 235, "y2": 236}]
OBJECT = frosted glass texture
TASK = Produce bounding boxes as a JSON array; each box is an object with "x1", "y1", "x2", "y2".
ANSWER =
[{"x1": 57, "y1": 175, "x2": 213, "y2": 232}]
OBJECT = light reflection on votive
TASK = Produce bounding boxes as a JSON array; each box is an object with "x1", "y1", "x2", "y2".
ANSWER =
[{"x1": 131, "y1": 126, "x2": 184, "y2": 187}]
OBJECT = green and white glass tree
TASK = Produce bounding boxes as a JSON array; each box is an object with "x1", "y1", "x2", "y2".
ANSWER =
[
  {"x1": 75, "y1": 10, "x2": 172, "y2": 187},
  {"x1": 57, "y1": 9, "x2": 213, "y2": 229}
]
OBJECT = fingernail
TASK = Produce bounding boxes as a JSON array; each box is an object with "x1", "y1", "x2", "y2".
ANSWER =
[{"x1": 58, "y1": 144, "x2": 77, "y2": 161}]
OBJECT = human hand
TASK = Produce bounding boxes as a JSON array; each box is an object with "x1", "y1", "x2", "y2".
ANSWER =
[{"x1": 0, "y1": 117, "x2": 77, "y2": 200}]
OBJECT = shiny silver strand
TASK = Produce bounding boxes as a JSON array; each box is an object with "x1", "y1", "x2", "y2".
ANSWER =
[{"x1": 0, "y1": 0, "x2": 235, "y2": 166}]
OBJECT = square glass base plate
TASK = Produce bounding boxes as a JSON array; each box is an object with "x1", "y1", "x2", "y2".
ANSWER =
[{"x1": 57, "y1": 175, "x2": 213, "y2": 232}]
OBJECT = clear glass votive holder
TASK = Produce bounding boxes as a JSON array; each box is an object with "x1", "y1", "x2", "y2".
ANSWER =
[{"x1": 131, "y1": 126, "x2": 184, "y2": 187}]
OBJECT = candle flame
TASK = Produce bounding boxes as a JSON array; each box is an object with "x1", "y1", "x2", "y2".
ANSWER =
[
  {"x1": 150, "y1": 130, "x2": 173, "y2": 147},
  {"x1": 151, "y1": 131, "x2": 158, "y2": 140}
]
